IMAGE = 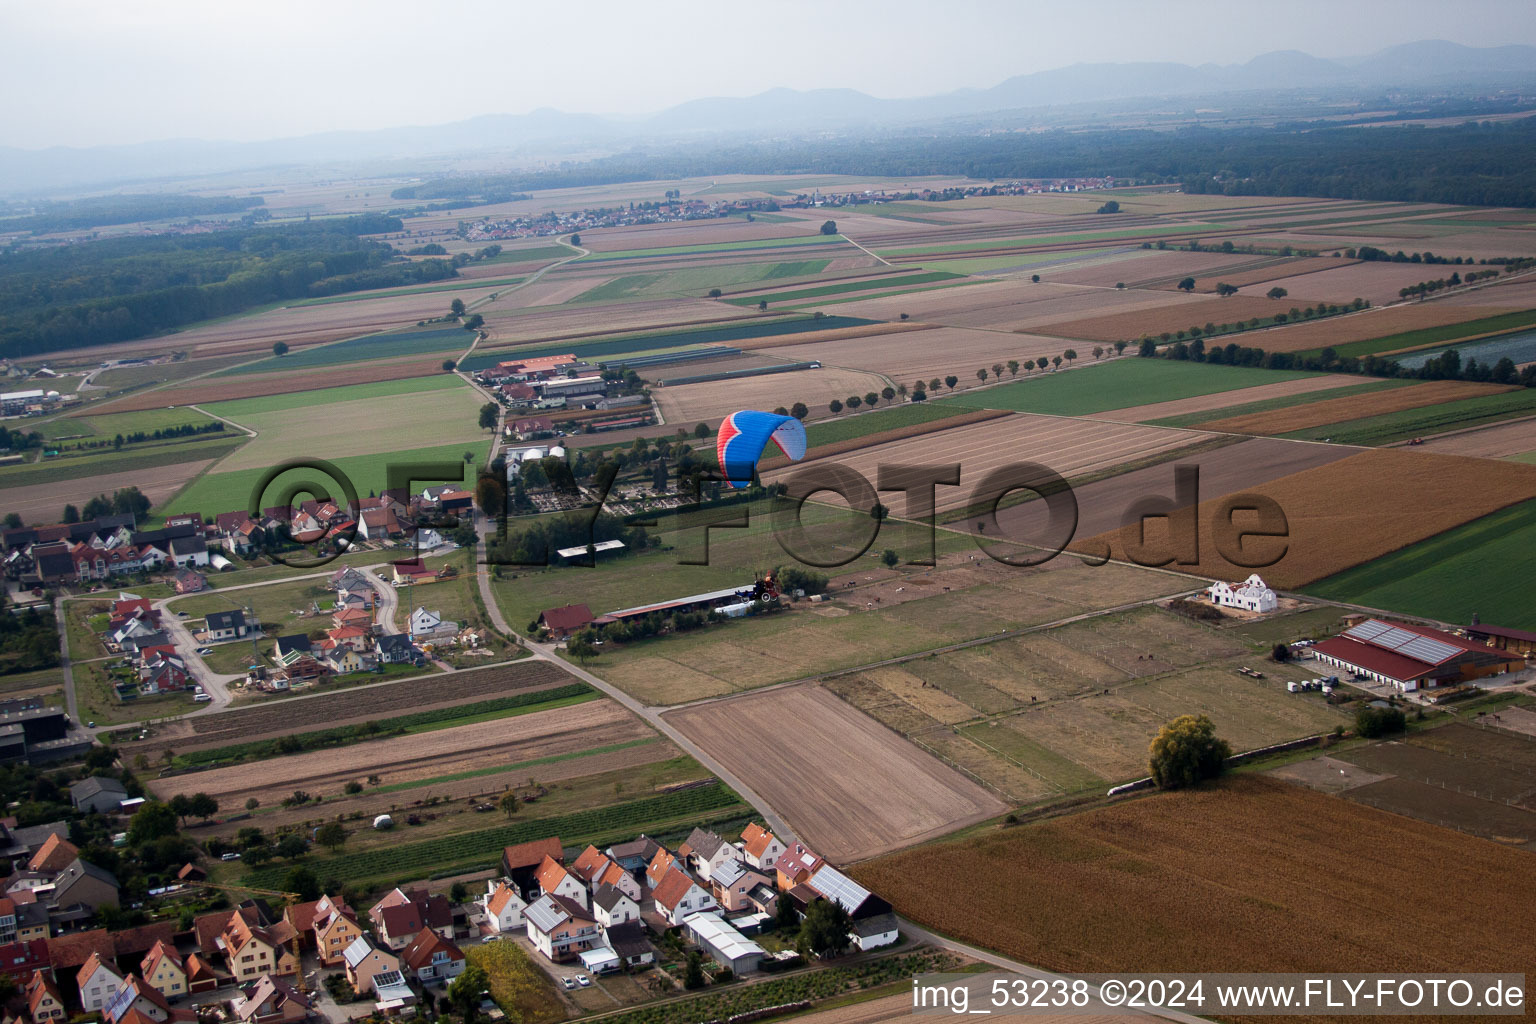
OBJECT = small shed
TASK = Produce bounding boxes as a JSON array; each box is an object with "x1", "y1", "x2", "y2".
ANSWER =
[{"x1": 577, "y1": 946, "x2": 620, "y2": 974}]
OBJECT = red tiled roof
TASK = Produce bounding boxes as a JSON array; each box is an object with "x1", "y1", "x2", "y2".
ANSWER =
[
  {"x1": 47, "y1": 928, "x2": 114, "y2": 970},
  {"x1": 1312, "y1": 636, "x2": 1436, "y2": 682},
  {"x1": 538, "y1": 604, "x2": 592, "y2": 632},
  {"x1": 502, "y1": 837, "x2": 563, "y2": 871}
]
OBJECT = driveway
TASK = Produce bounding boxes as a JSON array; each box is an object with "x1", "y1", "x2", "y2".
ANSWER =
[{"x1": 360, "y1": 567, "x2": 400, "y2": 634}]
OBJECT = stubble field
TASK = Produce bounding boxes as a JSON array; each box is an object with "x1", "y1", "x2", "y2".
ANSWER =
[
  {"x1": 664, "y1": 684, "x2": 1007, "y2": 862},
  {"x1": 1195, "y1": 380, "x2": 1517, "y2": 436}
]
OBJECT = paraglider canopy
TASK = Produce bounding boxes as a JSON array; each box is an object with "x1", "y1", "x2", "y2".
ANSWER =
[{"x1": 716, "y1": 410, "x2": 807, "y2": 488}]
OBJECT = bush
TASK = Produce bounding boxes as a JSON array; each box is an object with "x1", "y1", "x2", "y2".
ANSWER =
[{"x1": 1355, "y1": 705, "x2": 1406, "y2": 738}]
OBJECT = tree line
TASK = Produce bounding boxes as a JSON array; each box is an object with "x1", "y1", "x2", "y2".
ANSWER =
[
  {"x1": 0, "y1": 193, "x2": 264, "y2": 234},
  {"x1": 0, "y1": 214, "x2": 453, "y2": 358}
]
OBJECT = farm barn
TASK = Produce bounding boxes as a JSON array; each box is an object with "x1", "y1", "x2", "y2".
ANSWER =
[
  {"x1": 1310, "y1": 619, "x2": 1524, "y2": 693},
  {"x1": 1463, "y1": 619, "x2": 1536, "y2": 659}
]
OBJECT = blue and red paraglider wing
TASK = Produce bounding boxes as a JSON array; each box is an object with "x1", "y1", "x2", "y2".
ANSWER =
[{"x1": 715, "y1": 410, "x2": 807, "y2": 488}]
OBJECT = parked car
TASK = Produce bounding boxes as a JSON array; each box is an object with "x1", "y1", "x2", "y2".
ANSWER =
[
  {"x1": 221, "y1": 852, "x2": 240, "y2": 861},
  {"x1": 176, "y1": 610, "x2": 189, "y2": 618},
  {"x1": 194, "y1": 693, "x2": 212, "y2": 703},
  {"x1": 575, "y1": 975, "x2": 591, "y2": 988},
  {"x1": 196, "y1": 647, "x2": 213, "y2": 656},
  {"x1": 560, "y1": 978, "x2": 577, "y2": 991}
]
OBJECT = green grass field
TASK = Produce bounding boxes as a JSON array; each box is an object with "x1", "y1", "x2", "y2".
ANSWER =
[
  {"x1": 482, "y1": 245, "x2": 576, "y2": 264},
  {"x1": 1307, "y1": 500, "x2": 1536, "y2": 629},
  {"x1": 1302, "y1": 309, "x2": 1536, "y2": 360},
  {"x1": 0, "y1": 438, "x2": 244, "y2": 489},
  {"x1": 161, "y1": 439, "x2": 488, "y2": 517},
  {"x1": 218, "y1": 325, "x2": 474, "y2": 375},
  {"x1": 202, "y1": 373, "x2": 463, "y2": 418},
  {"x1": 803, "y1": 402, "x2": 976, "y2": 446},
  {"x1": 1145, "y1": 379, "x2": 1413, "y2": 428},
  {"x1": 578, "y1": 234, "x2": 848, "y2": 262},
  {"x1": 723, "y1": 270, "x2": 964, "y2": 306},
  {"x1": 46, "y1": 407, "x2": 220, "y2": 442},
  {"x1": 939, "y1": 359, "x2": 1318, "y2": 417},
  {"x1": 572, "y1": 260, "x2": 830, "y2": 303},
  {"x1": 283, "y1": 276, "x2": 526, "y2": 307},
  {"x1": 208, "y1": 376, "x2": 486, "y2": 474},
  {"x1": 1279, "y1": 388, "x2": 1536, "y2": 445}
]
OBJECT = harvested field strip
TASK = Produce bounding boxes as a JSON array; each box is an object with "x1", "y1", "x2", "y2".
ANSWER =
[
  {"x1": 1281, "y1": 388, "x2": 1536, "y2": 446},
  {"x1": 722, "y1": 271, "x2": 965, "y2": 305},
  {"x1": 1413, "y1": 416, "x2": 1536, "y2": 458},
  {"x1": 220, "y1": 325, "x2": 473, "y2": 375},
  {"x1": 125, "y1": 660, "x2": 570, "y2": 758},
  {"x1": 371, "y1": 737, "x2": 665, "y2": 795},
  {"x1": 285, "y1": 276, "x2": 526, "y2": 306},
  {"x1": 941, "y1": 359, "x2": 1318, "y2": 417},
  {"x1": 881, "y1": 223, "x2": 1228, "y2": 257},
  {"x1": 1143, "y1": 379, "x2": 1412, "y2": 429},
  {"x1": 98, "y1": 358, "x2": 446, "y2": 412},
  {"x1": 1028, "y1": 295, "x2": 1319, "y2": 343},
  {"x1": 1196, "y1": 380, "x2": 1516, "y2": 436},
  {"x1": 665, "y1": 685, "x2": 1006, "y2": 863},
  {"x1": 1070, "y1": 447, "x2": 1536, "y2": 589},
  {"x1": 0, "y1": 439, "x2": 243, "y2": 489},
  {"x1": 467, "y1": 316, "x2": 876, "y2": 366},
  {"x1": 766, "y1": 412, "x2": 1205, "y2": 517},
  {"x1": 758, "y1": 409, "x2": 1011, "y2": 472},
  {"x1": 851, "y1": 776, "x2": 1536, "y2": 993},
  {"x1": 726, "y1": 321, "x2": 934, "y2": 353},
  {"x1": 243, "y1": 781, "x2": 746, "y2": 889},
  {"x1": 150, "y1": 700, "x2": 651, "y2": 805},
  {"x1": 170, "y1": 684, "x2": 596, "y2": 769},
  {"x1": 1250, "y1": 305, "x2": 1532, "y2": 356},
  {"x1": 201, "y1": 373, "x2": 466, "y2": 417},
  {"x1": 1158, "y1": 256, "x2": 1349, "y2": 292},
  {"x1": 1307, "y1": 499, "x2": 1536, "y2": 630}
]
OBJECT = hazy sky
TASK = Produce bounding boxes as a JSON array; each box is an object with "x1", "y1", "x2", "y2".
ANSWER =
[{"x1": 5, "y1": 0, "x2": 1535, "y2": 149}]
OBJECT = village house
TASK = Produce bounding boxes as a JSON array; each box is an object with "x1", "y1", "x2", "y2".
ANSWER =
[
  {"x1": 369, "y1": 889, "x2": 452, "y2": 951},
  {"x1": 408, "y1": 607, "x2": 457, "y2": 641},
  {"x1": 341, "y1": 937, "x2": 400, "y2": 996},
  {"x1": 570, "y1": 845, "x2": 641, "y2": 900},
  {"x1": 708, "y1": 859, "x2": 773, "y2": 913},
  {"x1": 52, "y1": 858, "x2": 120, "y2": 911},
  {"x1": 374, "y1": 633, "x2": 419, "y2": 665},
  {"x1": 502, "y1": 837, "x2": 564, "y2": 894},
  {"x1": 775, "y1": 843, "x2": 822, "y2": 890},
  {"x1": 644, "y1": 847, "x2": 677, "y2": 890},
  {"x1": 230, "y1": 976, "x2": 311, "y2": 1024},
  {"x1": 140, "y1": 940, "x2": 188, "y2": 1001},
  {"x1": 102, "y1": 975, "x2": 184, "y2": 1024},
  {"x1": 400, "y1": 929, "x2": 465, "y2": 984},
  {"x1": 312, "y1": 894, "x2": 363, "y2": 966},
  {"x1": 25, "y1": 970, "x2": 64, "y2": 1022},
  {"x1": 536, "y1": 604, "x2": 593, "y2": 638},
  {"x1": 681, "y1": 828, "x2": 740, "y2": 879},
  {"x1": 184, "y1": 954, "x2": 218, "y2": 994},
  {"x1": 602, "y1": 921, "x2": 654, "y2": 968},
  {"x1": 604, "y1": 836, "x2": 660, "y2": 873},
  {"x1": 391, "y1": 561, "x2": 434, "y2": 586},
  {"x1": 27, "y1": 833, "x2": 77, "y2": 874},
  {"x1": 740, "y1": 822, "x2": 785, "y2": 871},
  {"x1": 0, "y1": 938, "x2": 49, "y2": 983},
  {"x1": 204, "y1": 609, "x2": 249, "y2": 643},
  {"x1": 591, "y1": 885, "x2": 639, "y2": 931},
  {"x1": 221, "y1": 908, "x2": 297, "y2": 982},
  {"x1": 535, "y1": 855, "x2": 588, "y2": 908},
  {"x1": 849, "y1": 912, "x2": 900, "y2": 952},
  {"x1": 524, "y1": 895, "x2": 598, "y2": 963},
  {"x1": 651, "y1": 866, "x2": 717, "y2": 927},
  {"x1": 76, "y1": 951, "x2": 124, "y2": 1013},
  {"x1": 479, "y1": 881, "x2": 527, "y2": 933},
  {"x1": 167, "y1": 536, "x2": 209, "y2": 568}
]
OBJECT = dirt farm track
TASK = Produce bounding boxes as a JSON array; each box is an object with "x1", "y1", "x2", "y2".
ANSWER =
[{"x1": 664, "y1": 684, "x2": 1007, "y2": 863}]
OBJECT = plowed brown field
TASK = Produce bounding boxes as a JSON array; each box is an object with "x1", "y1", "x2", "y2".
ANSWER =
[
  {"x1": 1197, "y1": 380, "x2": 1517, "y2": 436},
  {"x1": 665, "y1": 684, "x2": 1006, "y2": 862},
  {"x1": 851, "y1": 776, "x2": 1536, "y2": 1014},
  {"x1": 1069, "y1": 447, "x2": 1536, "y2": 588}
]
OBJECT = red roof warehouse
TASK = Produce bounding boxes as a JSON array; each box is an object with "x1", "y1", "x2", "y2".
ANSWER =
[{"x1": 1311, "y1": 618, "x2": 1524, "y2": 693}]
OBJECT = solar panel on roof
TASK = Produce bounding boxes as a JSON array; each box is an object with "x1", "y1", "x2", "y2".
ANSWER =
[
  {"x1": 1344, "y1": 619, "x2": 1461, "y2": 664},
  {"x1": 811, "y1": 865, "x2": 870, "y2": 913}
]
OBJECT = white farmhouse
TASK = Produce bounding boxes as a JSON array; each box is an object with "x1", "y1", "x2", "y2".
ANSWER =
[{"x1": 1206, "y1": 574, "x2": 1277, "y2": 613}]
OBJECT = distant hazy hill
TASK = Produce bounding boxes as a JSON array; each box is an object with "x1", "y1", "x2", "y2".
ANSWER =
[{"x1": 3, "y1": 40, "x2": 1532, "y2": 194}]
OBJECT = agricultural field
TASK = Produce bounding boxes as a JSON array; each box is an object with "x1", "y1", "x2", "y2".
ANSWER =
[
  {"x1": 826, "y1": 604, "x2": 1348, "y2": 801},
  {"x1": 1306, "y1": 499, "x2": 1536, "y2": 629},
  {"x1": 1096, "y1": 373, "x2": 1380, "y2": 424},
  {"x1": 96, "y1": 357, "x2": 451, "y2": 411},
  {"x1": 851, "y1": 776, "x2": 1536, "y2": 985},
  {"x1": 1029, "y1": 295, "x2": 1302, "y2": 343},
  {"x1": 664, "y1": 684, "x2": 1007, "y2": 862},
  {"x1": 1279, "y1": 387, "x2": 1536, "y2": 446},
  {"x1": 201, "y1": 373, "x2": 486, "y2": 473},
  {"x1": 939, "y1": 358, "x2": 1319, "y2": 417},
  {"x1": 221, "y1": 324, "x2": 476, "y2": 374},
  {"x1": 652, "y1": 366, "x2": 890, "y2": 425},
  {"x1": 763, "y1": 411, "x2": 1208, "y2": 517},
  {"x1": 1247, "y1": 303, "x2": 1533, "y2": 356},
  {"x1": 1277, "y1": 721, "x2": 1536, "y2": 850},
  {"x1": 1, "y1": 449, "x2": 235, "y2": 525},
  {"x1": 1413, "y1": 416, "x2": 1536, "y2": 459},
  {"x1": 1195, "y1": 380, "x2": 1516, "y2": 436},
  {"x1": 757, "y1": 325, "x2": 1081, "y2": 387},
  {"x1": 573, "y1": 552, "x2": 1189, "y2": 705},
  {"x1": 1070, "y1": 448, "x2": 1536, "y2": 589}
]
